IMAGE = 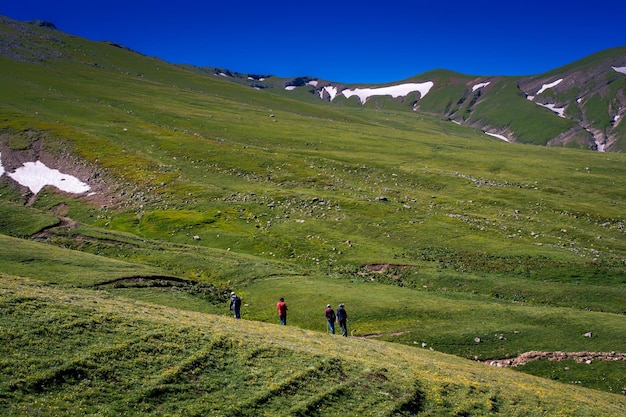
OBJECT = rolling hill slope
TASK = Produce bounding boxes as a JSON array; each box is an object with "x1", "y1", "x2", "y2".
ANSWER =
[
  {"x1": 0, "y1": 15, "x2": 625, "y2": 415},
  {"x1": 2, "y1": 274, "x2": 625, "y2": 416}
]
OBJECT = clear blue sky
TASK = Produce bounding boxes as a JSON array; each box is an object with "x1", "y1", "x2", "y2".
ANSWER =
[{"x1": 3, "y1": 1, "x2": 626, "y2": 84}]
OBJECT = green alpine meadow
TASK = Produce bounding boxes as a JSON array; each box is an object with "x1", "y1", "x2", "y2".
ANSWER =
[{"x1": 0, "y1": 16, "x2": 625, "y2": 416}]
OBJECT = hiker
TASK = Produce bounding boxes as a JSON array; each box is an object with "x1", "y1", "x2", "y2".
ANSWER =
[
  {"x1": 336, "y1": 303, "x2": 348, "y2": 337},
  {"x1": 325, "y1": 304, "x2": 336, "y2": 334},
  {"x1": 276, "y1": 297, "x2": 288, "y2": 325},
  {"x1": 229, "y1": 292, "x2": 242, "y2": 319}
]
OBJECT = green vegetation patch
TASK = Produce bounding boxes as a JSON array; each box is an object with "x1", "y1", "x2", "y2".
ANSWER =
[
  {"x1": 0, "y1": 200, "x2": 59, "y2": 237},
  {"x1": 2, "y1": 276, "x2": 625, "y2": 416},
  {"x1": 517, "y1": 359, "x2": 626, "y2": 395}
]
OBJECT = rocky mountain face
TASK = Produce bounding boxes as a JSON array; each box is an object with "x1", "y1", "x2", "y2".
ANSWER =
[
  {"x1": 297, "y1": 48, "x2": 626, "y2": 151},
  {"x1": 267, "y1": 49, "x2": 626, "y2": 152},
  {"x1": 518, "y1": 56, "x2": 626, "y2": 151}
]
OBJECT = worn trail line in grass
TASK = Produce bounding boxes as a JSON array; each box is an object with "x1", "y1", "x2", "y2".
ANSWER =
[
  {"x1": 485, "y1": 351, "x2": 626, "y2": 367},
  {"x1": 357, "y1": 331, "x2": 412, "y2": 338},
  {"x1": 94, "y1": 275, "x2": 194, "y2": 286}
]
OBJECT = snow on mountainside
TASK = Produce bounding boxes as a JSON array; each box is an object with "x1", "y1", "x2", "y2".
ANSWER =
[
  {"x1": 0, "y1": 15, "x2": 625, "y2": 152},
  {"x1": 271, "y1": 48, "x2": 626, "y2": 152},
  {"x1": 515, "y1": 54, "x2": 626, "y2": 151},
  {"x1": 109, "y1": 28, "x2": 626, "y2": 152},
  {"x1": 295, "y1": 82, "x2": 434, "y2": 105},
  {"x1": 264, "y1": 47, "x2": 626, "y2": 151}
]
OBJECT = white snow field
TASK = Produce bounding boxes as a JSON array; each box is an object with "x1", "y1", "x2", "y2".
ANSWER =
[{"x1": 0, "y1": 154, "x2": 90, "y2": 195}]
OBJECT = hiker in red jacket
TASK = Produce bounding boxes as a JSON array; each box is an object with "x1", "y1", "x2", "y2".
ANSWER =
[{"x1": 276, "y1": 297, "x2": 288, "y2": 325}]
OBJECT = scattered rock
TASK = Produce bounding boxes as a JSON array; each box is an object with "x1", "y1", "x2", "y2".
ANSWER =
[{"x1": 484, "y1": 351, "x2": 626, "y2": 367}]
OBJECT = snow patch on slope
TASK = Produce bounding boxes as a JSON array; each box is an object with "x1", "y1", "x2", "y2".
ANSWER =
[
  {"x1": 472, "y1": 82, "x2": 490, "y2": 92},
  {"x1": 321, "y1": 86, "x2": 338, "y2": 101},
  {"x1": 0, "y1": 156, "x2": 90, "y2": 194},
  {"x1": 294, "y1": 81, "x2": 434, "y2": 104},
  {"x1": 536, "y1": 79, "x2": 563, "y2": 94},
  {"x1": 536, "y1": 102, "x2": 566, "y2": 118},
  {"x1": 612, "y1": 66, "x2": 626, "y2": 75},
  {"x1": 484, "y1": 132, "x2": 511, "y2": 142},
  {"x1": 341, "y1": 82, "x2": 434, "y2": 104},
  {"x1": 527, "y1": 78, "x2": 566, "y2": 117}
]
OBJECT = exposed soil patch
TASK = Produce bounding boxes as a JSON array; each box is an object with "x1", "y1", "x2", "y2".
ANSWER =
[
  {"x1": 484, "y1": 351, "x2": 626, "y2": 367},
  {"x1": 363, "y1": 264, "x2": 411, "y2": 273}
]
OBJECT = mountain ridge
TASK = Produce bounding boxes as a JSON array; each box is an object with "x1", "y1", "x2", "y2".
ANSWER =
[
  {"x1": 2, "y1": 15, "x2": 625, "y2": 151},
  {"x1": 191, "y1": 48, "x2": 626, "y2": 152}
]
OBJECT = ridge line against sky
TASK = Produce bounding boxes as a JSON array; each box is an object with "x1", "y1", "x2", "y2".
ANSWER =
[{"x1": 3, "y1": 1, "x2": 626, "y2": 84}]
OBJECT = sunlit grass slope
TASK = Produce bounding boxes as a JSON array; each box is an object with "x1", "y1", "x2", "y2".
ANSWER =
[
  {"x1": 2, "y1": 275, "x2": 625, "y2": 417},
  {"x1": 1, "y1": 17, "x2": 625, "y2": 409},
  {"x1": 2, "y1": 230, "x2": 625, "y2": 403}
]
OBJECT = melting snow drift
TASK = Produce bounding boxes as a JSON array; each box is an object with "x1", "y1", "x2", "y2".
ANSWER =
[
  {"x1": 472, "y1": 82, "x2": 490, "y2": 92},
  {"x1": 536, "y1": 79, "x2": 563, "y2": 95},
  {"x1": 485, "y1": 132, "x2": 510, "y2": 142},
  {"x1": 613, "y1": 66, "x2": 626, "y2": 75},
  {"x1": 294, "y1": 81, "x2": 434, "y2": 104},
  {"x1": 527, "y1": 78, "x2": 566, "y2": 117},
  {"x1": 536, "y1": 102, "x2": 566, "y2": 118},
  {"x1": 341, "y1": 82, "x2": 434, "y2": 104},
  {"x1": 0, "y1": 154, "x2": 90, "y2": 195}
]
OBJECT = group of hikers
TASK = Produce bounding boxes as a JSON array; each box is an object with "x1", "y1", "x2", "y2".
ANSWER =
[
  {"x1": 325, "y1": 303, "x2": 349, "y2": 337},
  {"x1": 228, "y1": 293, "x2": 349, "y2": 337}
]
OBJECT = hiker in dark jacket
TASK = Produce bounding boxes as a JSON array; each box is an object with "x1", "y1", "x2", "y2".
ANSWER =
[
  {"x1": 229, "y1": 292, "x2": 242, "y2": 319},
  {"x1": 325, "y1": 304, "x2": 336, "y2": 334},
  {"x1": 336, "y1": 303, "x2": 348, "y2": 337}
]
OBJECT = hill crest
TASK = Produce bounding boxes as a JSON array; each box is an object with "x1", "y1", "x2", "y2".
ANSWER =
[{"x1": 1, "y1": 15, "x2": 625, "y2": 151}]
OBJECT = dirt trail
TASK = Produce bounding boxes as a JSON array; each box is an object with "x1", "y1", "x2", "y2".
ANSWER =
[
  {"x1": 356, "y1": 331, "x2": 412, "y2": 338},
  {"x1": 484, "y1": 351, "x2": 626, "y2": 367}
]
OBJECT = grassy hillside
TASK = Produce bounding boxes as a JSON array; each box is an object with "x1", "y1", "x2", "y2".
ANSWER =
[
  {"x1": 2, "y1": 275, "x2": 625, "y2": 416},
  {"x1": 0, "y1": 17, "x2": 625, "y2": 415}
]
